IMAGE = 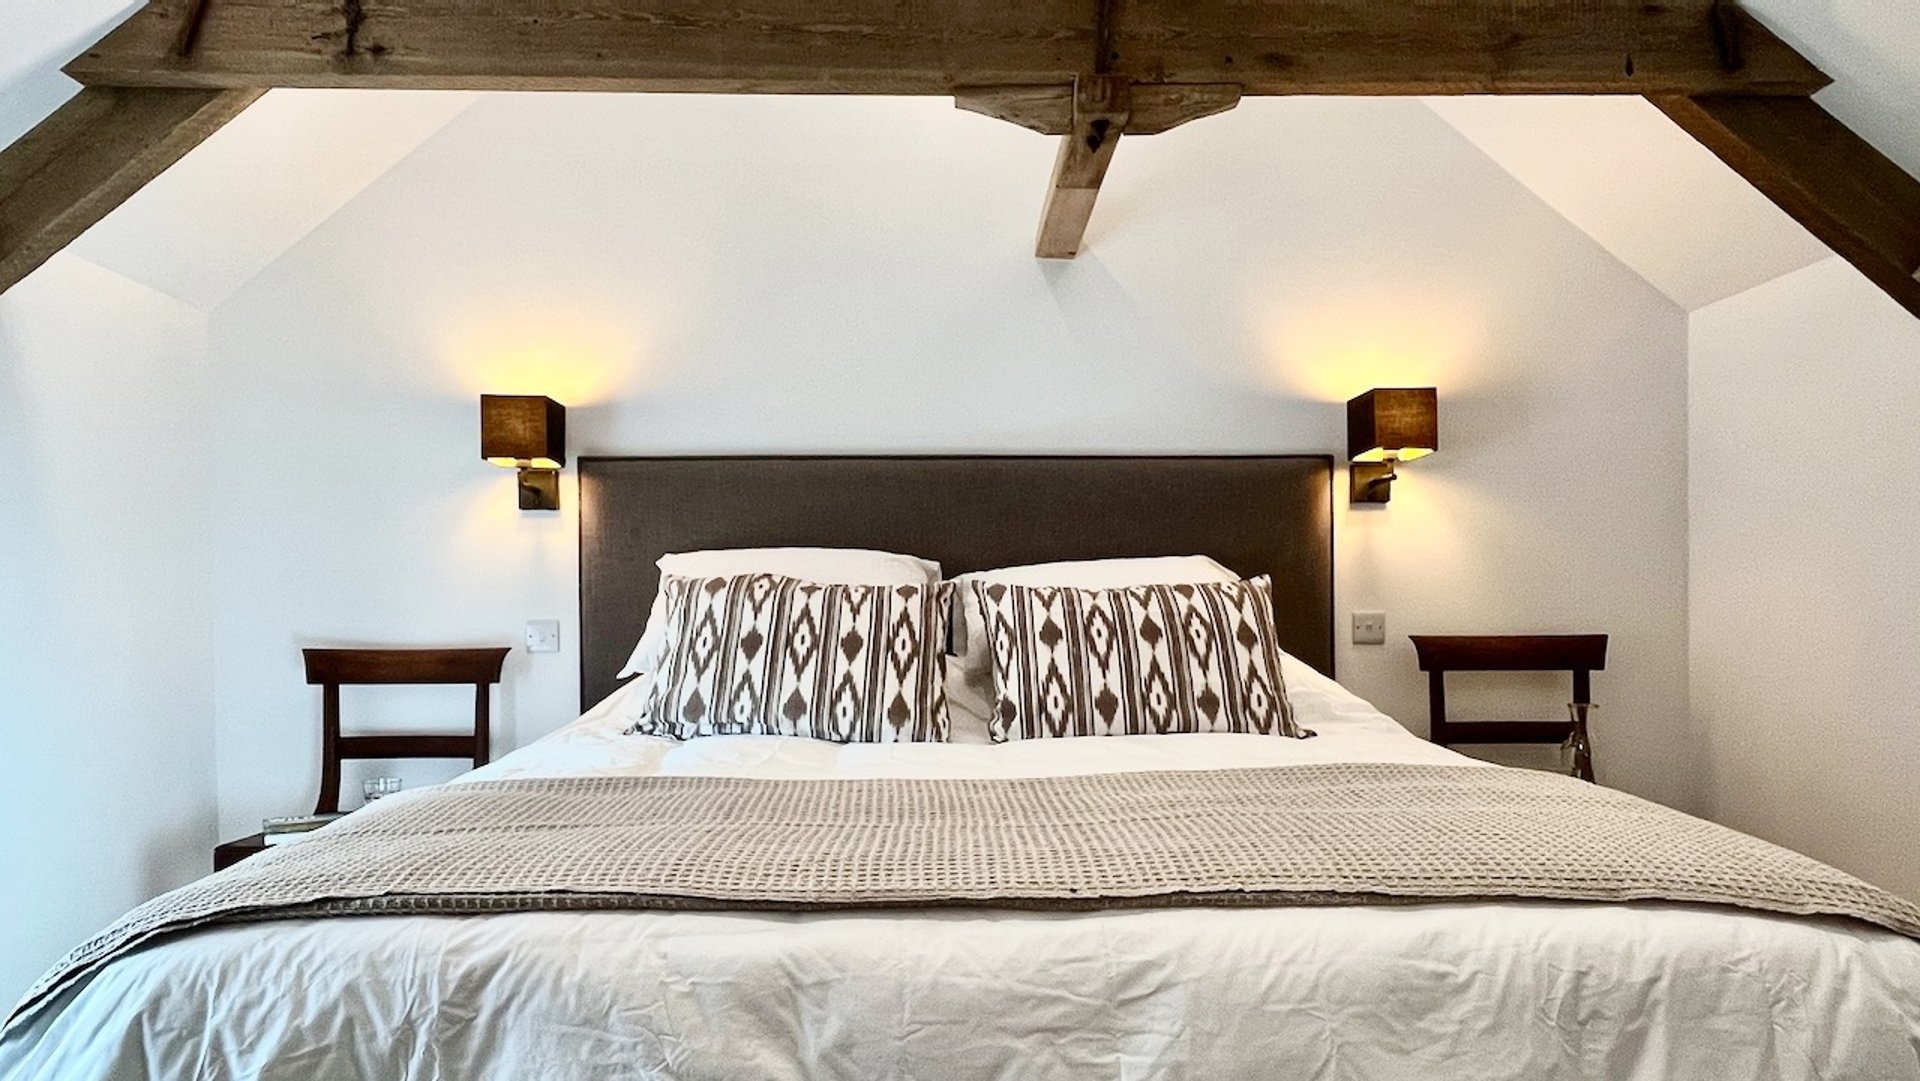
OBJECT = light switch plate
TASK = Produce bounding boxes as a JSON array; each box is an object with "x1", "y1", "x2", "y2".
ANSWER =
[
  {"x1": 1351, "y1": 610, "x2": 1387, "y2": 646},
  {"x1": 525, "y1": 619, "x2": 562, "y2": 653}
]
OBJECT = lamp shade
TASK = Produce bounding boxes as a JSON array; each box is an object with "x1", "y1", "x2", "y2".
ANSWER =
[
  {"x1": 1347, "y1": 388, "x2": 1437, "y2": 463},
  {"x1": 480, "y1": 395, "x2": 566, "y2": 469}
]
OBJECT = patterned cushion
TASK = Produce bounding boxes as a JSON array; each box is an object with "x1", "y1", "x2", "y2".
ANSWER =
[
  {"x1": 972, "y1": 575, "x2": 1301, "y2": 741},
  {"x1": 637, "y1": 573, "x2": 955, "y2": 742}
]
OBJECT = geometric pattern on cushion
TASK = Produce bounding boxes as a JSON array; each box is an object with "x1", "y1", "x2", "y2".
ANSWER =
[
  {"x1": 618, "y1": 547, "x2": 941, "y2": 679},
  {"x1": 972, "y1": 575, "x2": 1300, "y2": 742},
  {"x1": 637, "y1": 573, "x2": 955, "y2": 743},
  {"x1": 945, "y1": 556, "x2": 1240, "y2": 743}
]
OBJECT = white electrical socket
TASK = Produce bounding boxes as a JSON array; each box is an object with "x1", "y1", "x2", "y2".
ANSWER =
[
  {"x1": 525, "y1": 620, "x2": 562, "y2": 653},
  {"x1": 1351, "y1": 611, "x2": 1387, "y2": 646}
]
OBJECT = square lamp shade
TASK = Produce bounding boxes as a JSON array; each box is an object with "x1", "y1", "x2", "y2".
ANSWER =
[
  {"x1": 1347, "y1": 388, "x2": 1438, "y2": 463},
  {"x1": 481, "y1": 395, "x2": 566, "y2": 510},
  {"x1": 481, "y1": 395, "x2": 566, "y2": 469}
]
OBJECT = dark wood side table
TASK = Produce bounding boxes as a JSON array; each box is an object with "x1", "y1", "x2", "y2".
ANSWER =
[
  {"x1": 303, "y1": 647, "x2": 512, "y2": 814},
  {"x1": 214, "y1": 834, "x2": 269, "y2": 871},
  {"x1": 1409, "y1": 634, "x2": 1608, "y2": 782},
  {"x1": 214, "y1": 646, "x2": 511, "y2": 871}
]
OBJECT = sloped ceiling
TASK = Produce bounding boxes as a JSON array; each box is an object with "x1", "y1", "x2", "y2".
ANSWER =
[
  {"x1": 0, "y1": 0, "x2": 136, "y2": 149},
  {"x1": 65, "y1": 90, "x2": 472, "y2": 311},
  {"x1": 1423, "y1": 96, "x2": 1831, "y2": 310},
  {"x1": 2, "y1": 5, "x2": 470, "y2": 312},
  {"x1": 1428, "y1": 0, "x2": 1920, "y2": 313},
  {"x1": 2, "y1": 1, "x2": 1916, "y2": 313}
]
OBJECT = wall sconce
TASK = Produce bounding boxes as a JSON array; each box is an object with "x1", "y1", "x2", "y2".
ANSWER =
[
  {"x1": 481, "y1": 394, "x2": 566, "y2": 511},
  {"x1": 1347, "y1": 387, "x2": 1437, "y2": 504}
]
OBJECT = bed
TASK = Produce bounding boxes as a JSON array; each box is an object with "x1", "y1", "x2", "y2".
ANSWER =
[{"x1": 4, "y1": 456, "x2": 1918, "y2": 1081}]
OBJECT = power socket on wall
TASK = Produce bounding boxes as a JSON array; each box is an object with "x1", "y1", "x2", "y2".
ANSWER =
[
  {"x1": 525, "y1": 620, "x2": 562, "y2": 653},
  {"x1": 1351, "y1": 611, "x2": 1387, "y2": 646}
]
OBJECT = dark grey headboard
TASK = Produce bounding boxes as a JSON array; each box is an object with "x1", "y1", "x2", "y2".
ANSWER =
[{"x1": 578, "y1": 456, "x2": 1335, "y2": 710}]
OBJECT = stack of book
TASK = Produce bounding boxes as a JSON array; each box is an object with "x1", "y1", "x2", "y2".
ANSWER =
[{"x1": 261, "y1": 812, "x2": 344, "y2": 846}]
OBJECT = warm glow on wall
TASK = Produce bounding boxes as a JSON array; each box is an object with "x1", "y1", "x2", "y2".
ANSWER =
[
  {"x1": 1252, "y1": 286, "x2": 1481, "y2": 403},
  {"x1": 438, "y1": 300, "x2": 649, "y2": 406}
]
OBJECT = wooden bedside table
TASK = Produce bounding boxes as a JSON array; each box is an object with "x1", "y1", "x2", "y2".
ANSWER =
[
  {"x1": 1409, "y1": 634, "x2": 1609, "y2": 782},
  {"x1": 214, "y1": 833, "x2": 268, "y2": 871},
  {"x1": 213, "y1": 645, "x2": 511, "y2": 872}
]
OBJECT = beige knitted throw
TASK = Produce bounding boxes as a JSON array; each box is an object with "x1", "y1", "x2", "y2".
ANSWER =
[{"x1": 13, "y1": 763, "x2": 1920, "y2": 1027}]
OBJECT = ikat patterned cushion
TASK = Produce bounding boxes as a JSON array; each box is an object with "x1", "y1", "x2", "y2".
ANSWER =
[
  {"x1": 972, "y1": 575, "x2": 1300, "y2": 742},
  {"x1": 638, "y1": 573, "x2": 955, "y2": 742}
]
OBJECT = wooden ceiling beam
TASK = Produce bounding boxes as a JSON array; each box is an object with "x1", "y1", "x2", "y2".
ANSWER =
[
  {"x1": 1652, "y1": 94, "x2": 1920, "y2": 320},
  {"x1": 957, "y1": 83, "x2": 1239, "y2": 137},
  {"x1": 1035, "y1": 76, "x2": 1130, "y2": 260},
  {"x1": 0, "y1": 86, "x2": 261, "y2": 294},
  {"x1": 66, "y1": 0, "x2": 1828, "y2": 97},
  {"x1": 18, "y1": 2, "x2": 1919, "y2": 296}
]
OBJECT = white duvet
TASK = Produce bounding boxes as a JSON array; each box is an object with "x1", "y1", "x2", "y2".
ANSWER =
[{"x1": 6, "y1": 661, "x2": 1919, "y2": 1080}]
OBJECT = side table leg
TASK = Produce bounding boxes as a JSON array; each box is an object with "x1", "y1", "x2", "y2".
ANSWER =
[{"x1": 1566, "y1": 702, "x2": 1596, "y2": 783}]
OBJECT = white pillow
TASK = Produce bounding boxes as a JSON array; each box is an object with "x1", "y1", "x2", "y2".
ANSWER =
[
  {"x1": 946, "y1": 556, "x2": 1240, "y2": 741},
  {"x1": 616, "y1": 547, "x2": 942, "y2": 678}
]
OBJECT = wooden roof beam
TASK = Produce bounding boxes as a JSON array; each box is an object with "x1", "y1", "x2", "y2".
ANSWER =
[
  {"x1": 957, "y1": 82, "x2": 1239, "y2": 137},
  {"x1": 1035, "y1": 76, "x2": 1130, "y2": 259},
  {"x1": 66, "y1": 0, "x2": 1829, "y2": 97},
  {"x1": 20, "y1": 1, "x2": 1911, "y2": 289},
  {"x1": 1653, "y1": 94, "x2": 1920, "y2": 320},
  {"x1": 0, "y1": 86, "x2": 261, "y2": 294},
  {"x1": 986, "y1": 76, "x2": 1239, "y2": 259}
]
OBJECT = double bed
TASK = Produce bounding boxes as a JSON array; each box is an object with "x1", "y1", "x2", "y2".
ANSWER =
[{"x1": 4, "y1": 457, "x2": 1917, "y2": 1079}]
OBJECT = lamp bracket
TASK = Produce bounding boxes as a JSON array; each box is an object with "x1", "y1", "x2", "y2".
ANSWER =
[
  {"x1": 517, "y1": 468, "x2": 561, "y2": 511},
  {"x1": 1350, "y1": 461, "x2": 1398, "y2": 504}
]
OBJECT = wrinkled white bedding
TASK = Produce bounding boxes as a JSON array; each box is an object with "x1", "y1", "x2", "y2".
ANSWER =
[{"x1": 6, "y1": 661, "x2": 1919, "y2": 1081}]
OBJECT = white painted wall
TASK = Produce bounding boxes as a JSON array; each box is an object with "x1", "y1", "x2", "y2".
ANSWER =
[
  {"x1": 1689, "y1": 256, "x2": 1920, "y2": 901},
  {"x1": 202, "y1": 93, "x2": 1692, "y2": 838},
  {"x1": 0, "y1": 255, "x2": 215, "y2": 1003}
]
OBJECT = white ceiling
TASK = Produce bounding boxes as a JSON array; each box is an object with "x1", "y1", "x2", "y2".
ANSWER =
[
  {"x1": 65, "y1": 90, "x2": 471, "y2": 311},
  {"x1": 0, "y1": 0, "x2": 139, "y2": 148},
  {"x1": 1, "y1": 2, "x2": 1915, "y2": 314},
  {"x1": 1423, "y1": 96, "x2": 1831, "y2": 310},
  {"x1": 1423, "y1": 0, "x2": 1920, "y2": 312},
  {"x1": 1, "y1": 4, "x2": 472, "y2": 311}
]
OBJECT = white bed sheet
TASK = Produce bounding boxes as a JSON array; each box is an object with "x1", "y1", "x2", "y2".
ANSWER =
[{"x1": 6, "y1": 659, "x2": 1919, "y2": 1081}]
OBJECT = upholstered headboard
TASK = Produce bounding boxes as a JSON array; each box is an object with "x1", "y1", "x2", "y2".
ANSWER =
[{"x1": 577, "y1": 455, "x2": 1335, "y2": 710}]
